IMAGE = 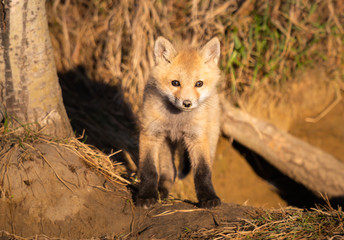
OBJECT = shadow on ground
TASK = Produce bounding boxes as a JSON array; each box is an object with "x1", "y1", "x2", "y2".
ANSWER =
[
  {"x1": 58, "y1": 66, "x2": 139, "y2": 167},
  {"x1": 232, "y1": 140, "x2": 344, "y2": 208}
]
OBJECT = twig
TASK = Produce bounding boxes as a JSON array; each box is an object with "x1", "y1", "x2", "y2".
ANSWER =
[
  {"x1": 108, "y1": 149, "x2": 122, "y2": 158},
  {"x1": 0, "y1": 230, "x2": 27, "y2": 240},
  {"x1": 305, "y1": 83, "x2": 342, "y2": 123},
  {"x1": 88, "y1": 184, "x2": 112, "y2": 192},
  {"x1": 151, "y1": 208, "x2": 208, "y2": 217},
  {"x1": 123, "y1": 150, "x2": 137, "y2": 172}
]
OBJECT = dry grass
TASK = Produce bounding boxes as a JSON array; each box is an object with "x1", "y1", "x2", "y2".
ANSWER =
[
  {"x1": 0, "y1": 120, "x2": 130, "y2": 187},
  {"x1": 182, "y1": 205, "x2": 344, "y2": 239},
  {"x1": 47, "y1": 0, "x2": 344, "y2": 111}
]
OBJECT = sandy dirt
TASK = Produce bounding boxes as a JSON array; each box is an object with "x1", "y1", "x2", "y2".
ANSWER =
[
  {"x1": 1, "y1": 69, "x2": 343, "y2": 238},
  {"x1": 0, "y1": 144, "x2": 132, "y2": 238},
  {"x1": 290, "y1": 97, "x2": 344, "y2": 163},
  {"x1": 0, "y1": 141, "x2": 259, "y2": 239}
]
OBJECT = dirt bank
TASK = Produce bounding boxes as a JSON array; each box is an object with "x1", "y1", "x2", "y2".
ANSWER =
[{"x1": 0, "y1": 139, "x2": 258, "y2": 239}]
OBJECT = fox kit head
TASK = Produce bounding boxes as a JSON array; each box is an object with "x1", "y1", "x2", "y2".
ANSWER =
[{"x1": 151, "y1": 37, "x2": 221, "y2": 111}]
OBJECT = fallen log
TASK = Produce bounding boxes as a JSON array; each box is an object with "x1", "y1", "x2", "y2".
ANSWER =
[{"x1": 220, "y1": 95, "x2": 344, "y2": 198}]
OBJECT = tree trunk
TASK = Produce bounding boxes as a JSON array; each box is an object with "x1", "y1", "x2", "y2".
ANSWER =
[
  {"x1": 220, "y1": 95, "x2": 344, "y2": 198},
  {"x1": 0, "y1": 0, "x2": 72, "y2": 138}
]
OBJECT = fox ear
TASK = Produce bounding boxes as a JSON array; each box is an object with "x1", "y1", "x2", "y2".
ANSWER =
[
  {"x1": 154, "y1": 37, "x2": 177, "y2": 64},
  {"x1": 201, "y1": 37, "x2": 220, "y2": 64}
]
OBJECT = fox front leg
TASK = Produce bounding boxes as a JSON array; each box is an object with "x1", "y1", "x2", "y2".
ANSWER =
[
  {"x1": 185, "y1": 137, "x2": 221, "y2": 208},
  {"x1": 136, "y1": 134, "x2": 161, "y2": 208},
  {"x1": 158, "y1": 138, "x2": 176, "y2": 199},
  {"x1": 194, "y1": 160, "x2": 221, "y2": 208}
]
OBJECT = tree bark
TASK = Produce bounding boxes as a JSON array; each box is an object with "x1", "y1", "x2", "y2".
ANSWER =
[
  {"x1": 220, "y1": 95, "x2": 344, "y2": 198},
  {"x1": 0, "y1": 0, "x2": 72, "y2": 138}
]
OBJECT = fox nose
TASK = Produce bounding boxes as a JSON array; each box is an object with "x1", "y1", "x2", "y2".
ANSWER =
[{"x1": 183, "y1": 100, "x2": 192, "y2": 108}]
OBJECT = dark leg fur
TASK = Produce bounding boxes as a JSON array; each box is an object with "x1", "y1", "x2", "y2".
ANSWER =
[
  {"x1": 194, "y1": 160, "x2": 221, "y2": 208},
  {"x1": 136, "y1": 154, "x2": 159, "y2": 208},
  {"x1": 178, "y1": 148, "x2": 191, "y2": 179}
]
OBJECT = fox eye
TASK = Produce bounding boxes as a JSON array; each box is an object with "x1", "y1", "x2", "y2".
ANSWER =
[
  {"x1": 195, "y1": 81, "x2": 203, "y2": 87},
  {"x1": 171, "y1": 80, "x2": 180, "y2": 87}
]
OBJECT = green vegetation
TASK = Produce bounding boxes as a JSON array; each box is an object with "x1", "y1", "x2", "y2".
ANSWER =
[{"x1": 220, "y1": 1, "x2": 344, "y2": 93}]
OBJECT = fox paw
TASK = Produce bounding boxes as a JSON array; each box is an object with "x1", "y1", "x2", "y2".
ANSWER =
[
  {"x1": 199, "y1": 197, "x2": 221, "y2": 208},
  {"x1": 158, "y1": 188, "x2": 170, "y2": 200},
  {"x1": 136, "y1": 196, "x2": 158, "y2": 209}
]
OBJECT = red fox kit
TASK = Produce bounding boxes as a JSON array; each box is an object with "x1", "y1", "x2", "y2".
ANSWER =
[{"x1": 137, "y1": 36, "x2": 221, "y2": 208}]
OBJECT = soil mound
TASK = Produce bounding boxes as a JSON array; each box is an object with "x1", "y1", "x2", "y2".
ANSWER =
[
  {"x1": 0, "y1": 141, "x2": 132, "y2": 238},
  {"x1": 0, "y1": 137, "x2": 256, "y2": 239}
]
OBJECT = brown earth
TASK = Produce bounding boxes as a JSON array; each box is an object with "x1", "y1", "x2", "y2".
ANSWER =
[
  {"x1": 1, "y1": 69, "x2": 343, "y2": 239},
  {"x1": 0, "y1": 143, "x2": 132, "y2": 238},
  {"x1": 290, "y1": 98, "x2": 344, "y2": 163},
  {"x1": 0, "y1": 141, "x2": 258, "y2": 239}
]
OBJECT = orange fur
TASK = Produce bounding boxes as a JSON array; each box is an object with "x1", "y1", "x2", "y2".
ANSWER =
[{"x1": 137, "y1": 36, "x2": 222, "y2": 209}]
